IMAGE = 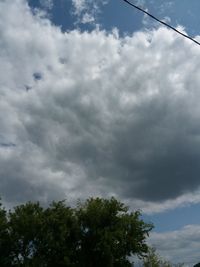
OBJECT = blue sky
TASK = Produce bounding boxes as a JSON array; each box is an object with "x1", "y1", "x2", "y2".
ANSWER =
[
  {"x1": 2, "y1": 0, "x2": 200, "y2": 265},
  {"x1": 28, "y1": 0, "x2": 200, "y2": 35}
]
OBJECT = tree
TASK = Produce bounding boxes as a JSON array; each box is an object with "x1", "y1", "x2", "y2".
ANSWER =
[
  {"x1": 0, "y1": 202, "x2": 11, "y2": 267},
  {"x1": 142, "y1": 247, "x2": 185, "y2": 267},
  {"x1": 8, "y1": 202, "x2": 44, "y2": 266},
  {"x1": 76, "y1": 197, "x2": 153, "y2": 267},
  {"x1": 8, "y1": 201, "x2": 78, "y2": 267},
  {"x1": 194, "y1": 263, "x2": 200, "y2": 267},
  {"x1": 143, "y1": 247, "x2": 161, "y2": 267},
  {"x1": 38, "y1": 201, "x2": 78, "y2": 267},
  {"x1": 0, "y1": 197, "x2": 153, "y2": 267}
]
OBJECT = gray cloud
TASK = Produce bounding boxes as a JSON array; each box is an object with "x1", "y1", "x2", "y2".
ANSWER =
[
  {"x1": 1, "y1": 1, "x2": 200, "y2": 211},
  {"x1": 149, "y1": 225, "x2": 200, "y2": 266}
]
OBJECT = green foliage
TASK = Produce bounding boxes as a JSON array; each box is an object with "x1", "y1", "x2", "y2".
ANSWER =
[
  {"x1": 8, "y1": 202, "x2": 44, "y2": 266},
  {"x1": 142, "y1": 247, "x2": 185, "y2": 267},
  {"x1": 76, "y1": 197, "x2": 153, "y2": 267},
  {"x1": 39, "y1": 201, "x2": 78, "y2": 267},
  {"x1": 0, "y1": 202, "x2": 11, "y2": 267},
  {"x1": 0, "y1": 197, "x2": 153, "y2": 267}
]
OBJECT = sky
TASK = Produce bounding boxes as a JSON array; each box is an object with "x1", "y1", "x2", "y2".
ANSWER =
[{"x1": 1, "y1": 0, "x2": 200, "y2": 265}]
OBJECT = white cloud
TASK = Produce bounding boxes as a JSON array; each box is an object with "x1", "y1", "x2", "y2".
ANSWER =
[
  {"x1": 72, "y1": 0, "x2": 86, "y2": 15},
  {"x1": 149, "y1": 225, "x2": 200, "y2": 266},
  {"x1": 159, "y1": 1, "x2": 174, "y2": 15},
  {"x1": 128, "y1": 191, "x2": 200, "y2": 215},
  {"x1": 1, "y1": 0, "x2": 200, "y2": 215},
  {"x1": 81, "y1": 12, "x2": 95, "y2": 24},
  {"x1": 39, "y1": 0, "x2": 53, "y2": 10},
  {"x1": 71, "y1": 0, "x2": 109, "y2": 25},
  {"x1": 135, "y1": 0, "x2": 146, "y2": 6}
]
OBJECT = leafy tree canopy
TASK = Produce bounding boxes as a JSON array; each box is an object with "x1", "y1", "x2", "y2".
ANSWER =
[{"x1": 0, "y1": 197, "x2": 153, "y2": 267}]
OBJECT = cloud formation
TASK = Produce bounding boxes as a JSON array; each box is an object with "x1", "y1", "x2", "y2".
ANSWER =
[
  {"x1": 71, "y1": 0, "x2": 109, "y2": 25},
  {"x1": 39, "y1": 0, "x2": 53, "y2": 10},
  {"x1": 149, "y1": 225, "x2": 200, "y2": 266},
  {"x1": 1, "y1": 0, "x2": 200, "y2": 212}
]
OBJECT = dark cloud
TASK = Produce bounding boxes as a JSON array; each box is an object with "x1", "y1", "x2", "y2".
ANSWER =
[
  {"x1": 33, "y1": 72, "x2": 42, "y2": 81},
  {"x1": 1, "y1": 1, "x2": 200, "y2": 211},
  {"x1": 0, "y1": 143, "x2": 16, "y2": 148}
]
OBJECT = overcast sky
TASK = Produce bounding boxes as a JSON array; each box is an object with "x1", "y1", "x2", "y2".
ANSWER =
[{"x1": 1, "y1": 0, "x2": 200, "y2": 265}]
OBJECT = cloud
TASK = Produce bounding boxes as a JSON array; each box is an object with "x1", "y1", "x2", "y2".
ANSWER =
[
  {"x1": 126, "y1": 191, "x2": 200, "y2": 214},
  {"x1": 1, "y1": 0, "x2": 200, "y2": 212},
  {"x1": 71, "y1": 0, "x2": 109, "y2": 25},
  {"x1": 141, "y1": 3, "x2": 171, "y2": 29},
  {"x1": 39, "y1": 0, "x2": 53, "y2": 10},
  {"x1": 158, "y1": 1, "x2": 174, "y2": 15},
  {"x1": 135, "y1": 0, "x2": 146, "y2": 7},
  {"x1": 149, "y1": 225, "x2": 200, "y2": 266},
  {"x1": 81, "y1": 12, "x2": 95, "y2": 24}
]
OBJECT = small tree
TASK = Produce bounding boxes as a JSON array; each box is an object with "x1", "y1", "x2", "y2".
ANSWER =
[
  {"x1": 142, "y1": 247, "x2": 185, "y2": 267},
  {"x1": 143, "y1": 247, "x2": 161, "y2": 267}
]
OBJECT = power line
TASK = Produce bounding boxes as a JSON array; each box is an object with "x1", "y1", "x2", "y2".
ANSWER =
[{"x1": 123, "y1": 0, "x2": 200, "y2": 46}]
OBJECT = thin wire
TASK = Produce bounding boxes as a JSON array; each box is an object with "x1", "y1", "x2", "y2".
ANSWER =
[{"x1": 123, "y1": 0, "x2": 200, "y2": 46}]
